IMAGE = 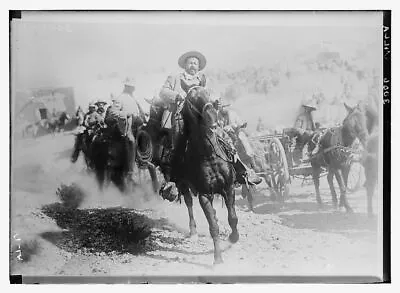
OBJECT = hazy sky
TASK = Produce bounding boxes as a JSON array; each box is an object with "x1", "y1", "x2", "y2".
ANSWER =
[{"x1": 11, "y1": 11, "x2": 382, "y2": 93}]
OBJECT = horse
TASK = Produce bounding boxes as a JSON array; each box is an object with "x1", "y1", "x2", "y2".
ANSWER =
[
  {"x1": 307, "y1": 122, "x2": 355, "y2": 212},
  {"x1": 71, "y1": 123, "x2": 100, "y2": 169},
  {"x1": 46, "y1": 111, "x2": 71, "y2": 134},
  {"x1": 138, "y1": 84, "x2": 239, "y2": 264},
  {"x1": 136, "y1": 97, "x2": 200, "y2": 236},
  {"x1": 89, "y1": 125, "x2": 134, "y2": 192},
  {"x1": 176, "y1": 82, "x2": 239, "y2": 264},
  {"x1": 342, "y1": 102, "x2": 379, "y2": 217}
]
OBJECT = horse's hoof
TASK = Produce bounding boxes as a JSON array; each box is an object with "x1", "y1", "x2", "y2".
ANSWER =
[
  {"x1": 346, "y1": 207, "x2": 354, "y2": 214},
  {"x1": 228, "y1": 232, "x2": 239, "y2": 244}
]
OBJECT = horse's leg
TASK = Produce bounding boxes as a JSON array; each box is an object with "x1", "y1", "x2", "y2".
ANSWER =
[
  {"x1": 241, "y1": 184, "x2": 254, "y2": 212},
  {"x1": 327, "y1": 169, "x2": 338, "y2": 209},
  {"x1": 113, "y1": 170, "x2": 126, "y2": 193},
  {"x1": 223, "y1": 187, "x2": 239, "y2": 243},
  {"x1": 336, "y1": 169, "x2": 353, "y2": 213},
  {"x1": 148, "y1": 165, "x2": 159, "y2": 193},
  {"x1": 181, "y1": 185, "x2": 197, "y2": 237},
  {"x1": 198, "y1": 194, "x2": 223, "y2": 264},
  {"x1": 312, "y1": 165, "x2": 323, "y2": 206},
  {"x1": 95, "y1": 168, "x2": 105, "y2": 191},
  {"x1": 265, "y1": 175, "x2": 276, "y2": 200}
]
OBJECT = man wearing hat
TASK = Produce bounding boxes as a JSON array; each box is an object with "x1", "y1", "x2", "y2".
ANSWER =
[
  {"x1": 158, "y1": 51, "x2": 261, "y2": 198},
  {"x1": 104, "y1": 78, "x2": 146, "y2": 174},
  {"x1": 294, "y1": 98, "x2": 317, "y2": 131},
  {"x1": 94, "y1": 99, "x2": 109, "y2": 120}
]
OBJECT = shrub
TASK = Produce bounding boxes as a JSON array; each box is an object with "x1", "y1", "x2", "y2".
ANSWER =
[{"x1": 56, "y1": 183, "x2": 86, "y2": 209}]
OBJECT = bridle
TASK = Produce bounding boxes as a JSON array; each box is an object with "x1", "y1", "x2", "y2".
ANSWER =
[{"x1": 184, "y1": 85, "x2": 216, "y2": 128}]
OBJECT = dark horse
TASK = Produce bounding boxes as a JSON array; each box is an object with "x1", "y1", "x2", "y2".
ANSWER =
[
  {"x1": 47, "y1": 111, "x2": 71, "y2": 134},
  {"x1": 307, "y1": 122, "x2": 355, "y2": 212},
  {"x1": 89, "y1": 126, "x2": 134, "y2": 192},
  {"x1": 342, "y1": 102, "x2": 379, "y2": 216},
  {"x1": 137, "y1": 84, "x2": 239, "y2": 264},
  {"x1": 176, "y1": 83, "x2": 239, "y2": 264}
]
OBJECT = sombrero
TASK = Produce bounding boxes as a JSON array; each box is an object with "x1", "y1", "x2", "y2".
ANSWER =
[{"x1": 178, "y1": 51, "x2": 207, "y2": 71}]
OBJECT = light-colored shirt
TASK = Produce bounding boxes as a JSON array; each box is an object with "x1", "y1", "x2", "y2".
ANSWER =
[
  {"x1": 114, "y1": 92, "x2": 141, "y2": 117},
  {"x1": 159, "y1": 72, "x2": 208, "y2": 105}
]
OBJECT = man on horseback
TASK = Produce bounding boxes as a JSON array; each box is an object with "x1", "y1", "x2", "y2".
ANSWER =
[
  {"x1": 104, "y1": 78, "x2": 146, "y2": 175},
  {"x1": 157, "y1": 50, "x2": 262, "y2": 196},
  {"x1": 71, "y1": 102, "x2": 103, "y2": 163},
  {"x1": 94, "y1": 100, "x2": 108, "y2": 120}
]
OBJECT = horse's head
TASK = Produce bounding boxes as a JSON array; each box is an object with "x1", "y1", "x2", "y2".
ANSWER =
[
  {"x1": 342, "y1": 102, "x2": 368, "y2": 147},
  {"x1": 181, "y1": 81, "x2": 218, "y2": 130}
]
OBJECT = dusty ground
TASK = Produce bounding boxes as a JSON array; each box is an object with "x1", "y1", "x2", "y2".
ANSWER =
[{"x1": 10, "y1": 132, "x2": 382, "y2": 281}]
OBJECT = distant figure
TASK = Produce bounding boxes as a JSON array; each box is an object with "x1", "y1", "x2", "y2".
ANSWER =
[
  {"x1": 104, "y1": 78, "x2": 146, "y2": 174},
  {"x1": 294, "y1": 99, "x2": 317, "y2": 131},
  {"x1": 256, "y1": 117, "x2": 266, "y2": 132}
]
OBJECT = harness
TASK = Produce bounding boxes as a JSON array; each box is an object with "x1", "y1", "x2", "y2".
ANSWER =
[{"x1": 308, "y1": 127, "x2": 356, "y2": 166}]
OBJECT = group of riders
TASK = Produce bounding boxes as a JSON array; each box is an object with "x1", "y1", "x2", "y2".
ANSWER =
[{"x1": 71, "y1": 50, "x2": 265, "y2": 198}]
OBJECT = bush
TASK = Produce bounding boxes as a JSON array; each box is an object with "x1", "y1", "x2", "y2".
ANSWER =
[
  {"x1": 41, "y1": 204, "x2": 152, "y2": 253},
  {"x1": 56, "y1": 183, "x2": 86, "y2": 209}
]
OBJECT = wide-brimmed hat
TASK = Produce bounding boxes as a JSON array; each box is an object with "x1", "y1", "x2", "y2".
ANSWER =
[
  {"x1": 95, "y1": 99, "x2": 107, "y2": 106},
  {"x1": 178, "y1": 51, "x2": 207, "y2": 71},
  {"x1": 302, "y1": 98, "x2": 318, "y2": 111}
]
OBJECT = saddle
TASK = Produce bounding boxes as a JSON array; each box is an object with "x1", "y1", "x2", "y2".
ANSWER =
[{"x1": 216, "y1": 134, "x2": 236, "y2": 163}]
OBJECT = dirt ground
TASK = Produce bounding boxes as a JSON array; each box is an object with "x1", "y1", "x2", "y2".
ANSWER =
[{"x1": 10, "y1": 132, "x2": 382, "y2": 281}]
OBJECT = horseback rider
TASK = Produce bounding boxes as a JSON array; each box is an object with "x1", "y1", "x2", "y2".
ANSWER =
[
  {"x1": 71, "y1": 102, "x2": 103, "y2": 163},
  {"x1": 158, "y1": 50, "x2": 262, "y2": 196},
  {"x1": 83, "y1": 102, "x2": 103, "y2": 128},
  {"x1": 213, "y1": 98, "x2": 258, "y2": 170},
  {"x1": 104, "y1": 78, "x2": 146, "y2": 175},
  {"x1": 94, "y1": 100, "x2": 108, "y2": 120}
]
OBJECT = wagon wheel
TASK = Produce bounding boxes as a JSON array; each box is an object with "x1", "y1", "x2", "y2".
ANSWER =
[
  {"x1": 266, "y1": 137, "x2": 290, "y2": 201},
  {"x1": 345, "y1": 160, "x2": 364, "y2": 193}
]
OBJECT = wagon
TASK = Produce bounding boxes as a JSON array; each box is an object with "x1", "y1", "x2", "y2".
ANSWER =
[
  {"x1": 243, "y1": 105, "x2": 363, "y2": 203},
  {"x1": 246, "y1": 128, "x2": 363, "y2": 203}
]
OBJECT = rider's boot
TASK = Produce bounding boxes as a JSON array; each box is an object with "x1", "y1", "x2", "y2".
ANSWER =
[
  {"x1": 159, "y1": 153, "x2": 180, "y2": 202},
  {"x1": 233, "y1": 154, "x2": 262, "y2": 185}
]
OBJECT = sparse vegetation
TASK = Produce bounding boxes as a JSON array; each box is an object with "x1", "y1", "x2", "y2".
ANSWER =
[
  {"x1": 41, "y1": 204, "x2": 152, "y2": 254},
  {"x1": 56, "y1": 183, "x2": 86, "y2": 209}
]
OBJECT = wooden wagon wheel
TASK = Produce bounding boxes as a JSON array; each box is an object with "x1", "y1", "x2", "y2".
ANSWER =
[{"x1": 265, "y1": 137, "x2": 290, "y2": 201}]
